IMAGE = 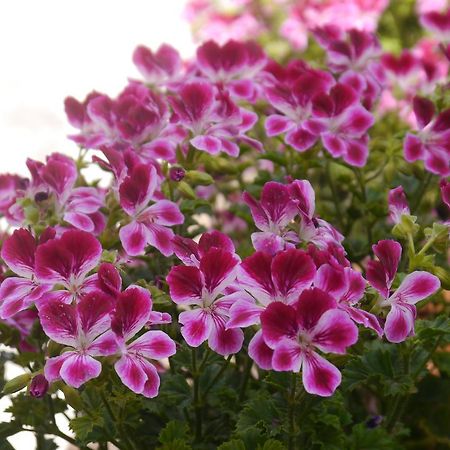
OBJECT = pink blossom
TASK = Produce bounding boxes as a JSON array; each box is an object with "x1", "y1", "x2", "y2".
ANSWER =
[
  {"x1": 167, "y1": 246, "x2": 243, "y2": 355},
  {"x1": 388, "y1": 186, "x2": 410, "y2": 224},
  {"x1": 0, "y1": 229, "x2": 53, "y2": 318},
  {"x1": 420, "y1": 7, "x2": 450, "y2": 42},
  {"x1": 404, "y1": 96, "x2": 450, "y2": 176},
  {"x1": 109, "y1": 286, "x2": 176, "y2": 397},
  {"x1": 314, "y1": 264, "x2": 383, "y2": 335},
  {"x1": 260, "y1": 288, "x2": 358, "y2": 396},
  {"x1": 366, "y1": 240, "x2": 440, "y2": 343},
  {"x1": 39, "y1": 291, "x2": 117, "y2": 388},
  {"x1": 119, "y1": 164, "x2": 184, "y2": 256},
  {"x1": 304, "y1": 83, "x2": 374, "y2": 166},
  {"x1": 264, "y1": 64, "x2": 334, "y2": 153},
  {"x1": 168, "y1": 81, "x2": 260, "y2": 157},
  {"x1": 228, "y1": 249, "x2": 316, "y2": 329},
  {"x1": 196, "y1": 40, "x2": 266, "y2": 101},
  {"x1": 133, "y1": 44, "x2": 183, "y2": 86},
  {"x1": 441, "y1": 179, "x2": 450, "y2": 208},
  {"x1": 242, "y1": 181, "x2": 298, "y2": 253},
  {"x1": 34, "y1": 229, "x2": 102, "y2": 303}
]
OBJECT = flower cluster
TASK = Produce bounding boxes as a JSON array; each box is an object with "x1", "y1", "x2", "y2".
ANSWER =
[{"x1": 0, "y1": 3, "x2": 448, "y2": 447}]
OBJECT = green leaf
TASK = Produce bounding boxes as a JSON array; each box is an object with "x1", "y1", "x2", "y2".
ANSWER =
[
  {"x1": 218, "y1": 439, "x2": 246, "y2": 450},
  {"x1": 259, "y1": 439, "x2": 286, "y2": 450},
  {"x1": 69, "y1": 415, "x2": 104, "y2": 443},
  {"x1": 348, "y1": 423, "x2": 401, "y2": 450}
]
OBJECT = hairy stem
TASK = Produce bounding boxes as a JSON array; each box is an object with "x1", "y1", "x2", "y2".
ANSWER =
[{"x1": 191, "y1": 347, "x2": 202, "y2": 442}]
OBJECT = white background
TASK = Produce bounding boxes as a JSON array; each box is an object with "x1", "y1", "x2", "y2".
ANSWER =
[{"x1": 0, "y1": 1, "x2": 193, "y2": 448}]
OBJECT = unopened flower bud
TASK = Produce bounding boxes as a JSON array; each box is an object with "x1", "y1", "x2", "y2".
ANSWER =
[
  {"x1": 29, "y1": 374, "x2": 49, "y2": 398},
  {"x1": 34, "y1": 191, "x2": 49, "y2": 202},
  {"x1": 169, "y1": 166, "x2": 185, "y2": 182}
]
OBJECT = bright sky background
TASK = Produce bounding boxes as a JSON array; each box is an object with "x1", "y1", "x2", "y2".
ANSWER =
[
  {"x1": 0, "y1": 1, "x2": 192, "y2": 448},
  {"x1": 0, "y1": 0, "x2": 194, "y2": 175}
]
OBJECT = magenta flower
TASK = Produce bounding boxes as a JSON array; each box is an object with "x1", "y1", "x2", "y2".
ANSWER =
[
  {"x1": 168, "y1": 81, "x2": 260, "y2": 157},
  {"x1": 172, "y1": 230, "x2": 235, "y2": 267},
  {"x1": 229, "y1": 249, "x2": 316, "y2": 328},
  {"x1": 314, "y1": 264, "x2": 383, "y2": 336},
  {"x1": 29, "y1": 374, "x2": 49, "y2": 398},
  {"x1": 119, "y1": 163, "x2": 184, "y2": 256},
  {"x1": 242, "y1": 181, "x2": 298, "y2": 254},
  {"x1": 109, "y1": 286, "x2": 176, "y2": 398},
  {"x1": 420, "y1": 8, "x2": 450, "y2": 42},
  {"x1": 314, "y1": 27, "x2": 384, "y2": 109},
  {"x1": 196, "y1": 40, "x2": 266, "y2": 101},
  {"x1": 167, "y1": 247, "x2": 243, "y2": 355},
  {"x1": 0, "y1": 174, "x2": 26, "y2": 216},
  {"x1": 366, "y1": 240, "x2": 440, "y2": 343},
  {"x1": 260, "y1": 288, "x2": 358, "y2": 396},
  {"x1": 0, "y1": 229, "x2": 52, "y2": 318},
  {"x1": 288, "y1": 179, "x2": 345, "y2": 250},
  {"x1": 388, "y1": 186, "x2": 410, "y2": 224},
  {"x1": 34, "y1": 229, "x2": 102, "y2": 303},
  {"x1": 264, "y1": 65, "x2": 334, "y2": 152},
  {"x1": 133, "y1": 43, "x2": 182, "y2": 86},
  {"x1": 404, "y1": 96, "x2": 450, "y2": 176},
  {"x1": 441, "y1": 179, "x2": 450, "y2": 209},
  {"x1": 39, "y1": 291, "x2": 117, "y2": 388},
  {"x1": 304, "y1": 83, "x2": 374, "y2": 166}
]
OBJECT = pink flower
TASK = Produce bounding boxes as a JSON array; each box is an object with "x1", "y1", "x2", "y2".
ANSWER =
[
  {"x1": 304, "y1": 83, "x2": 374, "y2": 166},
  {"x1": 366, "y1": 240, "x2": 441, "y2": 343},
  {"x1": 420, "y1": 7, "x2": 450, "y2": 42},
  {"x1": 260, "y1": 288, "x2": 358, "y2": 396},
  {"x1": 39, "y1": 291, "x2": 117, "y2": 388},
  {"x1": 34, "y1": 229, "x2": 102, "y2": 303},
  {"x1": 133, "y1": 43, "x2": 182, "y2": 86},
  {"x1": 0, "y1": 229, "x2": 53, "y2": 318},
  {"x1": 119, "y1": 164, "x2": 184, "y2": 256},
  {"x1": 242, "y1": 181, "x2": 298, "y2": 253},
  {"x1": 172, "y1": 230, "x2": 235, "y2": 267},
  {"x1": 314, "y1": 264, "x2": 383, "y2": 336},
  {"x1": 264, "y1": 64, "x2": 334, "y2": 153},
  {"x1": 314, "y1": 27, "x2": 384, "y2": 109},
  {"x1": 168, "y1": 81, "x2": 260, "y2": 156},
  {"x1": 404, "y1": 96, "x2": 450, "y2": 176},
  {"x1": 167, "y1": 246, "x2": 243, "y2": 355},
  {"x1": 109, "y1": 286, "x2": 176, "y2": 397},
  {"x1": 441, "y1": 179, "x2": 450, "y2": 209},
  {"x1": 0, "y1": 174, "x2": 26, "y2": 216},
  {"x1": 196, "y1": 40, "x2": 266, "y2": 101},
  {"x1": 388, "y1": 186, "x2": 410, "y2": 224}
]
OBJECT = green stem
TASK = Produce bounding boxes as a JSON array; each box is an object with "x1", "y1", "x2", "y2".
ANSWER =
[
  {"x1": 191, "y1": 347, "x2": 202, "y2": 442},
  {"x1": 411, "y1": 172, "x2": 433, "y2": 214},
  {"x1": 325, "y1": 160, "x2": 345, "y2": 233},
  {"x1": 203, "y1": 355, "x2": 232, "y2": 398},
  {"x1": 101, "y1": 392, "x2": 135, "y2": 450},
  {"x1": 238, "y1": 355, "x2": 253, "y2": 402},
  {"x1": 287, "y1": 373, "x2": 298, "y2": 450},
  {"x1": 354, "y1": 168, "x2": 373, "y2": 253}
]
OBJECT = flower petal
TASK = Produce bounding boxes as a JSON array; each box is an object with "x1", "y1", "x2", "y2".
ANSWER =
[
  {"x1": 119, "y1": 221, "x2": 151, "y2": 256},
  {"x1": 60, "y1": 353, "x2": 102, "y2": 388},
  {"x1": 146, "y1": 223, "x2": 175, "y2": 256},
  {"x1": 391, "y1": 271, "x2": 440, "y2": 305},
  {"x1": 179, "y1": 308, "x2": 212, "y2": 347},
  {"x1": 44, "y1": 352, "x2": 73, "y2": 382},
  {"x1": 140, "y1": 359, "x2": 161, "y2": 398},
  {"x1": 384, "y1": 303, "x2": 416, "y2": 343},
  {"x1": 167, "y1": 265, "x2": 203, "y2": 304},
  {"x1": 209, "y1": 319, "x2": 244, "y2": 355},
  {"x1": 265, "y1": 114, "x2": 293, "y2": 136},
  {"x1": 260, "y1": 302, "x2": 298, "y2": 349},
  {"x1": 1, "y1": 229, "x2": 36, "y2": 277},
  {"x1": 111, "y1": 286, "x2": 152, "y2": 341},
  {"x1": 295, "y1": 288, "x2": 337, "y2": 332},
  {"x1": 128, "y1": 330, "x2": 176, "y2": 359},
  {"x1": 271, "y1": 249, "x2": 316, "y2": 303},
  {"x1": 314, "y1": 264, "x2": 348, "y2": 300},
  {"x1": 302, "y1": 351, "x2": 341, "y2": 397},
  {"x1": 38, "y1": 300, "x2": 78, "y2": 347},
  {"x1": 77, "y1": 291, "x2": 114, "y2": 341},
  {"x1": 143, "y1": 200, "x2": 184, "y2": 226},
  {"x1": 227, "y1": 298, "x2": 264, "y2": 329},
  {"x1": 248, "y1": 330, "x2": 273, "y2": 370},
  {"x1": 311, "y1": 309, "x2": 358, "y2": 354},
  {"x1": 200, "y1": 248, "x2": 239, "y2": 297},
  {"x1": 272, "y1": 339, "x2": 303, "y2": 372},
  {"x1": 115, "y1": 354, "x2": 146, "y2": 394}
]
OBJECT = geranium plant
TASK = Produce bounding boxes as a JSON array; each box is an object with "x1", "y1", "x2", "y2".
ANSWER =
[{"x1": 1, "y1": 1, "x2": 449, "y2": 449}]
